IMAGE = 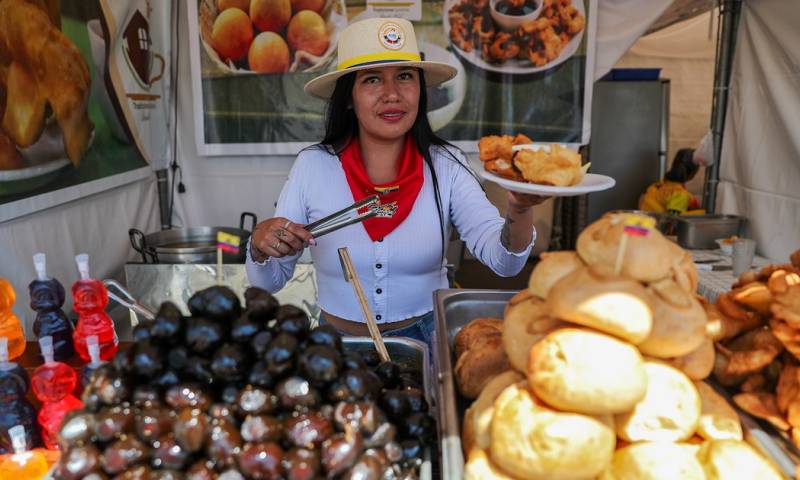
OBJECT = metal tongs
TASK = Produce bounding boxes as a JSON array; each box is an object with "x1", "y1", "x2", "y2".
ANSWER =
[
  {"x1": 305, "y1": 195, "x2": 381, "y2": 238},
  {"x1": 103, "y1": 279, "x2": 156, "y2": 323}
]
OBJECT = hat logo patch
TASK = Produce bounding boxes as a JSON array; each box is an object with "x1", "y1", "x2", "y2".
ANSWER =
[{"x1": 378, "y1": 22, "x2": 404, "y2": 51}]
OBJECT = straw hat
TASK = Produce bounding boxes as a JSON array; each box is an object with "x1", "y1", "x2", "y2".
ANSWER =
[{"x1": 304, "y1": 17, "x2": 458, "y2": 99}]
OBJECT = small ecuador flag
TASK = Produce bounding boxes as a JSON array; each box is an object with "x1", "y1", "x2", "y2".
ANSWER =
[
  {"x1": 623, "y1": 214, "x2": 656, "y2": 237},
  {"x1": 217, "y1": 231, "x2": 240, "y2": 254}
]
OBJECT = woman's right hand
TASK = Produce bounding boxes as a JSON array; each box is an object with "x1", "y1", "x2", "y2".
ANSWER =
[{"x1": 250, "y1": 217, "x2": 315, "y2": 261}]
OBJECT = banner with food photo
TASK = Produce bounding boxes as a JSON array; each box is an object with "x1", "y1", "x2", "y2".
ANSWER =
[
  {"x1": 0, "y1": 0, "x2": 168, "y2": 213},
  {"x1": 188, "y1": 0, "x2": 596, "y2": 156}
]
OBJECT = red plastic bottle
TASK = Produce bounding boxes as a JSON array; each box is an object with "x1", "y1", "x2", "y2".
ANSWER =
[
  {"x1": 0, "y1": 279, "x2": 25, "y2": 360},
  {"x1": 31, "y1": 336, "x2": 83, "y2": 450},
  {"x1": 71, "y1": 254, "x2": 118, "y2": 362}
]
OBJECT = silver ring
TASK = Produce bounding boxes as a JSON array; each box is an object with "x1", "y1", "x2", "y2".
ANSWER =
[
  {"x1": 284, "y1": 220, "x2": 291, "y2": 228},
  {"x1": 276, "y1": 229, "x2": 285, "y2": 238},
  {"x1": 271, "y1": 242, "x2": 281, "y2": 249}
]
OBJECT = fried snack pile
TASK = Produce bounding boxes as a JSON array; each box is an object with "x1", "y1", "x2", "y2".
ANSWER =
[
  {"x1": 709, "y1": 249, "x2": 800, "y2": 448},
  {"x1": 448, "y1": 0, "x2": 585, "y2": 65},
  {"x1": 455, "y1": 213, "x2": 783, "y2": 480},
  {"x1": 0, "y1": 0, "x2": 92, "y2": 168},
  {"x1": 478, "y1": 134, "x2": 587, "y2": 186}
]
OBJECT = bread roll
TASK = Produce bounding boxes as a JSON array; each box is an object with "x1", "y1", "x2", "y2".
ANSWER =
[
  {"x1": 670, "y1": 247, "x2": 698, "y2": 294},
  {"x1": 455, "y1": 317, "x2": 503, "y2": 358},
  {"x1": 693, "y1": 381, "x2": 743, "y2": 441},
  {"x1": 615, "y1": 361, "x2": 701, "y2": 442},
  {"x1": 638, "y1": 280, "x2": 707, "y2": 358},
  {"x1": 490, "y1": 382, "x2": 615, "y2": 480},
  {"x1": 666, "y1": 337, "x2": 715, "y2": 380},
  {"x1": 697, "y1": 439, "x2": 783, "y2": 480},
  {"x1": 576, "y1": 213, "x2": 680, "y2": 283},
  {"x1": 455, "y1": 334, "x2": 510, "y2": 399},
  {"x1": 464, "y1": 449, "x2": 518, "y2": 480},
  {"x1": 528, "y1": 329, "x2": 647, "y2": 415},
  {"x1": 546, "y1": 266, "x2": 653, "y2": 344},
  {"x1": 502, "y1": 295, "x2": 566, "y2": 372},
  {"x1": 598, "y1": 442, "x2": 705, "y2": 480},
  {"x1": 528, "y1": 251, "x2": 584, "y2": 299},
  {"x1": 470, "y1": 370, "x2": 524, "y2": 450},
  {"x1": 462, "y1": 409, "x2": 476, "y2": 455}
]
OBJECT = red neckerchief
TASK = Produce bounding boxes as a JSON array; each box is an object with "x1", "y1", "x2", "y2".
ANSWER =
[{"x1": 339, "y1": 135, "x2": 424, "y2": 241}]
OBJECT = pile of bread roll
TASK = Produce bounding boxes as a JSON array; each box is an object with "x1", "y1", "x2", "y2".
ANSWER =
[
  {"x1": 456, "y1": 213, "x2": 784, "y2": 479},
  {"x1": 709, "y1": 249, "x2": 800, "y2": 452}
]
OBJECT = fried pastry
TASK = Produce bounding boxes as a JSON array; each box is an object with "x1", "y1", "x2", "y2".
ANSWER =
[{"x1": 513, "y1": 144, "x2": 588, "y2": 186}]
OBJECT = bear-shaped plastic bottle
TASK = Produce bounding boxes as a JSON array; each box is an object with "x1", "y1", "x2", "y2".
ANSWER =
[
  {"x1": 29, "y1": 253, "x2": 74, "y2": 361},
  {"x1": 71, "y1": 253, "x2": 118, "y2": 362},
  {"x1": 0, "y1": 338, "x2": 39, "y2": 454},
  {"x1": 0, "y1": 425, "x2": 48, "y2": 479},
  {"x1": 0, "y1": 279, "x2": 25, "y2": 360},
  {"x1": 31, "y1": 336, "x2": 82, "y2": 450},
  {"x1": 78, "y1": 335, "x2": 106, "y2": 396}
]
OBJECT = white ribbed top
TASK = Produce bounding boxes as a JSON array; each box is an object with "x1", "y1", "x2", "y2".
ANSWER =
[{"x1": 246, "y1": 146, "x2": 534, "y2": 323}]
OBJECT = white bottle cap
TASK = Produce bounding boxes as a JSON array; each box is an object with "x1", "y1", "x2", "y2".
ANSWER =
[
  {"x1": 33, "y1": 253, "x2": 47, "y2": 281},
  {"x1": 87, "y1": 335, "x2": 103, "y2": 366},
  {"x1": 8, "y1": 425, "x2": 27, "y2": 454},
  {"x1": 39, "y1": 336, "x2": 54, "y2": 364},
  {"x1": 75, "y1": 253, "x2": 90, "y2": 280}
]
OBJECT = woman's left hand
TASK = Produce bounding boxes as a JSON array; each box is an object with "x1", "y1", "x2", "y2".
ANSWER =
[{"x1": 507, "y1": 191, "x2": 549, "y2": 212}]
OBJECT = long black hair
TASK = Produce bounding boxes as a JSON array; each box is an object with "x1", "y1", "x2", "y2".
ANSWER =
[
  {"x1": 310, "y1": 69, "x2": 473, "y2": 262},
  {"x1": 665, "y1": 148, "x2": 700, "y2": 183}
]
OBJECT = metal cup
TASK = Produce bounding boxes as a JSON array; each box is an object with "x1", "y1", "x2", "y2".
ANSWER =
[{"x1": 732, "y1": 238, "x2": 757, "y2": 277}]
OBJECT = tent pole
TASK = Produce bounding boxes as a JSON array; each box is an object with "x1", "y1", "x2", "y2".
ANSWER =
[{"x1": 703, "y1": 0, "x2": 743, "y2": 213}]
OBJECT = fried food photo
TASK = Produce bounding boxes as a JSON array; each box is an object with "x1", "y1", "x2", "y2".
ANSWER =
[
  {"x1": 514, "y1": 144, "x2": 589, "y2": 186},
  {"x1": 448, "y1": 0, "x2": 586, "y2": 67},
  {"x1": 0, "y1": 0, "x2": 93, "y2": 167}
]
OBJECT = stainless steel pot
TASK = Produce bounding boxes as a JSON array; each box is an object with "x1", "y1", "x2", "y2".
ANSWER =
[{"x1": 129, "y1": 212, "x2": 256, "y2": 264}]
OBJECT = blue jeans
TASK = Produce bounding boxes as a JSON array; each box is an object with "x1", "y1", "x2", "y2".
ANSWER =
[{"x1": 319, "y1": 311, "x2": 435, "y2": 359}]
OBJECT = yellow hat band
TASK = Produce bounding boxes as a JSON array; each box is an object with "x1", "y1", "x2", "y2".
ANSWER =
[{"x1": 338, "y1": 52, "x2": 422, "y2": 71}]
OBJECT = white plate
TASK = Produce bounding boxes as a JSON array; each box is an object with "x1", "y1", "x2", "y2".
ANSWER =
[
  {"x1": 480, "y1": 170, "x2": 615, "y2": 196},
  {"x1": 443, "y1": 0, "x2": 585, "y2": 74},
  {"x1": 0, "y1": 158, "x2": 70, "y2": 182}
]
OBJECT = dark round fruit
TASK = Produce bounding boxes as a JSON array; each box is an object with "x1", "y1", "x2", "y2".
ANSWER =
[
  {"x1": 165, "y1": 384, "x2": 212, "y2": 410},
  {"x1": 342, "y1": 369, "x2": 382, "y2": 401},
  {"x1": 173, "y1": 407, "x2": 209, "y2": 453},
  {"x1": 307, "y1": 325, "x2": 342, "y2": 350},
  {"x1": 276, "y1": 377, "x2": 321, "y2": 410},
  {"x1": 231, "y1": 313, "x2": 261, "y2": 344},
  {"x1": 131, "y1": 324, "x2": 151, "y2": 342},
  {"x1": 186, "y1": 459, "x2": 216, "y2": 480},
  {"x1": 166, "y1": 347, "x2": 190, "y2": 371},
  {"x1": 361, "y1": 350, "x2": 382, "y2": 367},
  {"x1": 405, "y1": 388, "x2": 428, "y2": 414},
  {"x1": 183, "y1": 356, "x2": 214, "y2": 384},
  {"x1": 59, "y1": 411, "x2": 96, "y2": 448},
  {"x1": 135, "y1": 405, "x2": 173, "y2": 446},
  {"x1": 238, "y1": 442, "x2": 284, "y2": 479},
  {"x1": 248, "y1": 360, "x2": 275, "y2": 389},
  {"x1": 237, "y1": 386, "x2": 279, "y2": 416},
  {"x1": 265, "y1": 333, "x2": 298, "y2": 377},
  {"x1": 283, "y1": 447, "x2": 320, "y2": 480},
  {"x1": 380, "y1": 390, "x2": 410, "y2": 420},
  {"x1": 100, "y1": 436, "x2": 149, "y2": 475},
  {"x1": 187, "y1": 285, "x2": 241, "y2": 320},
  {"x1": 321, "y1": 430, "x2": 362, "y2": 476},
  {"x1": 56, "y1": 445, "x2": 102, "y2": 479},
  {"x1": 153, "y1": 369, "x2": 180, "y2": 389},
  {"x1": 284, "y1": 411, "x2": 334, "y2": 448},
  {"x1": 341, "y1": 454, "x2": 383, "y2": 480},
  {"x1": 241, "y1": 415, "x2": 283, "y2": 443},
  {"x1": 298, "y1": 345, "x2": 342, "y2": 384},
  {"x1": 150, "y1": 302, "x2": 184, "y2": 342},
  {"x1": 152, "y1": 433, "x2": 191, "y2": 470},
  {"x1": 131, "y1": 385, "x2": 160, "y2": 407},
  {"x1": 210, "y1": 343, "x2": 249, "y2": 382},
  {"x1": 341, "y1": 352, "x2": 367, "y2": 371},
  {"x1": 276, "y1": 306, "x2": 310, "y2": 338},
  {"x1": 400, "y1": 439, "x2": 424, "y2": 469},
  {"x1": 398, "y1": 413, "x2": 435, "y2": 443},
  {"x1": 184, "y1": 318, "x2": 225, "y2": 355},
  {"x1": 244, "y1": 287, "x2": 279, "y2": 322},
  {"x1": 95, "y1": 406, "x2": 133, "y2": 443},
  {"x1": 206, "y1": 420, "x2": 243, "y2": 469},
  {"x1": 250, "y1": 330, "x2": 275, "y2": 357},
  {"x1": 131, "y1": 341, "x2": 164, "y2": 378}
]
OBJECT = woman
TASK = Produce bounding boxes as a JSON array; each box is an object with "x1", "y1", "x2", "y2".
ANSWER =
[
  {"x1": 639, "y1": 148, "x2": 704, "y2": 216},
  {"x1": 246, "y1": 18, "x2": 546, "y2": 350}
]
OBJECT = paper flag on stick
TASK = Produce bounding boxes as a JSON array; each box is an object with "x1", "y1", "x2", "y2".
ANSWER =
[{"x1": 217, "y1": 231, "x2": 240, "y2": 254}]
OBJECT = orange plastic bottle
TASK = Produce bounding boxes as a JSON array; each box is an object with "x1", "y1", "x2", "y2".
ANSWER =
[
  {"x1": 0, "y1": 425, "x2": 48, "y2": 479},
  {"x1": 0, "y1": 279, "x2": 25, "y2": 360}
]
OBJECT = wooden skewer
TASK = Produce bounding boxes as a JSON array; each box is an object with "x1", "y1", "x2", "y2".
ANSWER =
[{"x1": 338, "y1": 247, "x2": 391, "y2": 363}]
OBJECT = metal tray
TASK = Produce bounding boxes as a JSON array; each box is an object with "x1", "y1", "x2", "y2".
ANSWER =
[
  {"x1": 433, "y1": 288, "x2": 797, "y2": 479},
  {"x1": 675, "y1": 214, "x2": 745, "y2": 249}
]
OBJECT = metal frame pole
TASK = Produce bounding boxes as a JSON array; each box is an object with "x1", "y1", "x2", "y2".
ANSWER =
[{"x1": 703, "y1": 0, "x2": 743, "y2": 212}]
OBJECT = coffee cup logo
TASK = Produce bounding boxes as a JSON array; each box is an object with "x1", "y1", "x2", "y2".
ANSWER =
[{"x1": 122, "y1": 9, "x2": 164, "y2": 90}]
